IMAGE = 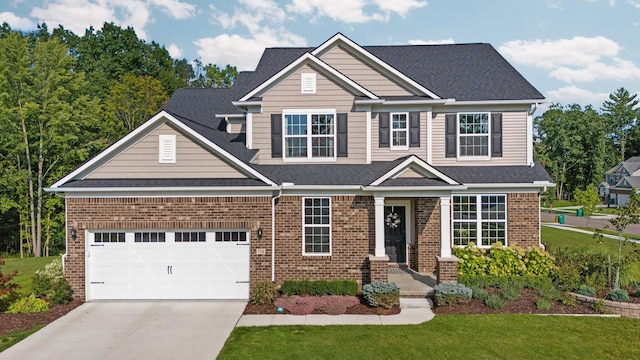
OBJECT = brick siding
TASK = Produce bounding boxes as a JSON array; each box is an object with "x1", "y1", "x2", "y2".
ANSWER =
[
  {"x1": 436, "y1": 256, "x2": 458, "y2": 284},
  {"x1": 414, "y1": 198, "x2": 440, "y2": 273},
  {"x1": 507, "y1": 193, "x2": 540, "y2": 248}
]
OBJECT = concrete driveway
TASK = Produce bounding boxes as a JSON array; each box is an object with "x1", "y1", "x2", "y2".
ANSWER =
[{"x1": 0, "y1": 301, "x2": 246, "y2": 360}]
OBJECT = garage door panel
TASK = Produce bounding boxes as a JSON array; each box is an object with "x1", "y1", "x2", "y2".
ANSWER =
[{"x1": 88, "y1": 231, "x2": 250, "y2": 300}]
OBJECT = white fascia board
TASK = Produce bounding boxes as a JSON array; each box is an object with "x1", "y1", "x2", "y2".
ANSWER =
[
  {"x1": 444, "y1": 99, "x2": 545, "y2": 106},
  {"x1": 280, "y1": 185, "x2": 363, "y2": 191},
  {"x1": 50, "y1": 110, "x2": 277, "y2": 188},
  {"x1": 239, "y1": 52, "x2": 378, "y2": 101},
  {"x1": 370, "y1": 155, "x2": 459, "y2": 186},
  {"x1": 362, "y1": 186, "x2": 466, "y2": 192},
  {"x1": 380, "y1": 99, "x2": 452, "y2": 105},
  {"x1": 215, "y1": 114, "x2": 244, "y2": 118},
  {"x1": 312, "y1": 33, "x2": 441, "y2": 99},
  {"x1": 47, "y1": 186, "x2": 279, "y2": 196},
  {"x1": 232, "y1": 101, "x2": 262, "y2": 107},
  {"x1": 464, "y1": 182, "x2": 556, "y2": 189}
]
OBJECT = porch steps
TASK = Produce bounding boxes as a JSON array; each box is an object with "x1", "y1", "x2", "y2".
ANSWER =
[{"x1": 388, "y1": 268, "x2": 435, "y2": 299}]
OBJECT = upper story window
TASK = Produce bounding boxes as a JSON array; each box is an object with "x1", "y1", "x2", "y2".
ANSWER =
[
  {"x1": 391, "y1": 113, "x2": 408, "y2": 150},
  {"x1": 301, "y1": 73, "x2": 316, "y2": 94},
  {"x1": 284, "y1": 109, "x2": 336, "y2": 160},
  {"x1": 459, "y1": 113, "x2": 489, "y2": 158}
]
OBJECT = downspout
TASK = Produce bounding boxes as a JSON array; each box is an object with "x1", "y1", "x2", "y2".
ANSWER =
[
  {"x1": 55, "y1": 192, "x2": 68, "y2": 272},
  {"x1": 271, "y1": 187, "x2": 282, "y2": 282}
]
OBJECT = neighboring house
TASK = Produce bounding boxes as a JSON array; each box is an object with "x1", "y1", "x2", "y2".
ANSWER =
[
  {"x1": 605, "y1": 156, "x2": 640, "y2": 206},
  {"x1": 47, "y1": 34, "x2": 553, "y2": 301}
]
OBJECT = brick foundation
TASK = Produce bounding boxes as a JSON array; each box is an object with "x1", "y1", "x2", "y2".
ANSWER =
[
  {"x1": 436, "y1": 256, "x2": 458, "y2": 284},
  {"x1": 368, "y1": 255, "x2": 389, "y2": 282},
  {"x1": 507, "y1": 193, "x2": 540, "y2": 248}
]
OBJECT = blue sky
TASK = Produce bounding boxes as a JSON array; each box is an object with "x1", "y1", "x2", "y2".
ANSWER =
[{"x1": 2, "y1": 0, "x2": 640, "y2": 111}]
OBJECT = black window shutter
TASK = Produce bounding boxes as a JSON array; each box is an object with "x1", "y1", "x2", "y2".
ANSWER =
[
  {"x1": 379, "y1": 112, "x2": 390, "y2": 148},
  {"x1": 409, "y1": 112, "x2": 420, "y2": 147},
  {"x1": 445, "y1": 114, "x2": 456, "y2": 158},
  {"x1": 491, "y1": 113, "x2": 503, "y2": 157},
  {"x1": 337, "y1": 113, "x2": 348, "y2": 157},
  {"x1": 271, "y1": 114, "x2": 282, "y2": 158}
]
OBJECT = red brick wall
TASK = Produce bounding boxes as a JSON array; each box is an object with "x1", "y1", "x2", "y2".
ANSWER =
[
  {"x1": 507, "y1": 193, "x2": 540, "y2": 248},
  {"x1": 65, "y1": 196, "x2": 272, "y2": 300},
  {"x1": 414, "y1": 198, "x2": 440, "y2": 273},
  {"x1": 436, "y1": 257, "x2": 458, "y2": 284},
  {"x1": 368, "y1": 256, "x2": 389, "y2": 282},
  {"x1": 273, "y1": 195, "x2": 375, "y2": 287}
]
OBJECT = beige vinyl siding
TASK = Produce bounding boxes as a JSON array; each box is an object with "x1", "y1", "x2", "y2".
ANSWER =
[
  {"x1": 253, "y1": 64, "x2": 367, "y2": 164},
  {"x1": 319, "y1": 45, "x2": 412, "y2": 96},
  {"x1": 88, "y1": 123, "x2": 247, "y2": 179},
  {"x1": 371, "y1": 112, "x2": 428, "y2": 161},
  {"x1": 396, "y1": 167, "x2": 425, "y2": 178},
  {"x1": 227, "y1": 119, "x2": 246, "y2": 134},
  {"x1": 431, "y1": 111, "x2": 528, "y2": 166}
]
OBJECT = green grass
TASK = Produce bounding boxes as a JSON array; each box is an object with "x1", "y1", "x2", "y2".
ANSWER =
[
  {"x1": 0, "y1": 326, "x2": 43, "y2": 353},
  {"x1": 551, "y1": 199, "x2": 573, "y2": 208},
  {"x1": 218, "y1": 315, "x2": 640, "y2": 359},
  {"x1": 1, "y1": 256, "x2": 58, "y2": 296},
  {"x1": 541, "y1": 226, "x2": 640, "y2": 256}
]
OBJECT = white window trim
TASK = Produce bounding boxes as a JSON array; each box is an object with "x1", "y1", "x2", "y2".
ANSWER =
[
  {"x1": 452, "y1": 194, "x2": 507, "y2": 248},
  {"x1": 158, "y1": 134, "x2": 176, "y2": 163},
  {"x1": 457, "y1": 112, "x2": 491, "y2": 161},
  {"x1": 302, "y1": 197, "x2": 332, "y2": 256},
  {"x1": 301, "y1": 73, "x2": 316, "y2": 94},
  {"x1": 283, "y1": 109, "x2": 337, "y2": 162},
  {"x1": 390, "y1": 112, "x2": 409, "y2": 151}
]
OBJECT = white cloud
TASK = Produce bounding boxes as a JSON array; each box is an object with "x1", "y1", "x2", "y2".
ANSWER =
[
  {"x1": 408, "y1": 38, "x2": 454, "y2": 45},
  {"x1": 547, "y1": 0, "x2": 563, "y2": 10},
  {"x1": 149, "y1": 0, "x2": 196, "y2": 20},
  {"x1": 629, "y1": 0, "x2": 640, "y2": 8},
  {"x1": 287, "y1": 0, "x2": 426, "y2": 23},
  {"x1": 167, "y1": 43, "x2": 183, "y2": 58},
  {"x1": 499, "y1": 36, "x2": 621, "y2": 69},
  {"x1": 194, "y1": 28, "x2": 306, "y2": 70},
  {"x1": 546, "y1": 86, "x2": 610, "y2": 106},
  {"x1": 0, "y1": 11, "x2": 35, "y2": 30},
  {"x1": 549, "y1": 58, "x2": 640, "y2": 82},
  {"x1": 212, "y1": 0, "x2": 286, "y2": 31}
]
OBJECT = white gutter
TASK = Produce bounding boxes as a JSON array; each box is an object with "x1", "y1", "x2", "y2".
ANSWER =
[
  {"x1": 214, "y1": 114, "x2": 244, "y2": 118},
  {"x1": 361, "y1": 185, "x2": 467, "y2": 192},
  {"x1": 232, "y1": 101, "x2": 262, "y2": 107},
  {"x1": 444, "y1": 99, "x2": 545, "y2": 106},
  {"x1": 465, "y1": 182, "x2": 556, "y2": 189}
]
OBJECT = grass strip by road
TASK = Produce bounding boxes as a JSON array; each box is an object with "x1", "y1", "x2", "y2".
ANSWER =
[
  {"x1": 0, "y1": 326, "x2": 43, "y2": 353},
  {"x1": 218, "y1": 315, "x2": 639, "y2": 359}
]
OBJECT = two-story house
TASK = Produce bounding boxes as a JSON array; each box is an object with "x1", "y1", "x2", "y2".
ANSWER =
[
  {"x1": 603, "y1": 156, "x2": 640, "y2": 205},
  {"x1": 48, "y1": 34, "x2": 553, "y2": 301}
]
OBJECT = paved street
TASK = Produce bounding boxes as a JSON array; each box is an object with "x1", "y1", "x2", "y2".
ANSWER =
[{"x1": 540, "y1": 211, "x2": 640, "y2": 235}]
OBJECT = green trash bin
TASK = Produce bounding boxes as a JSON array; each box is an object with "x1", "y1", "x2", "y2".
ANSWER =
[
  {"x1": 577, "y1": 209, "x2": 583, "y2": 217},
  {"x1": 558, "y1": 215, "x2": 565, "y2": 224}
]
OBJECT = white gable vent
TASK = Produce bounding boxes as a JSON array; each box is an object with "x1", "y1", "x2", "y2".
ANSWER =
[
  {"x1": 158, "y1": 134, "x2": 176, "y2": 163},
  {"x1": 301, "y1": 73, "x2": 316, "y2": 94}
]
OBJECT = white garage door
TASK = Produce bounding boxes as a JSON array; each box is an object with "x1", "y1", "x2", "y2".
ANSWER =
[
  {"x1": 617, "y1": 193, "x2": 629, "y2": 206},
  {"x1": 87, "y1": 230, "x2": 250, "y2": 300}
]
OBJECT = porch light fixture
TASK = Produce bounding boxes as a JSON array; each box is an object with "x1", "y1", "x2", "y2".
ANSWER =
[
  {"x1": 70, "y1": 227, "x2": 77, "y2": 240},
  {"x1": 257, "y1": 227, "x2": 263, "y2": 239}
]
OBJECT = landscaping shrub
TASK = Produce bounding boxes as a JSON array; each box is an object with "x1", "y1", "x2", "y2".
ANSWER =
[
  {"x1": 454, "y1": 243, "x2": 556, "y2": 278},
  {"x1": 606, "y1": 289, "x2": 629, "y2": 302},
  {"x1": 470, "y1": 286, "x2": 488, "y2": 301},
  {"x1": 433, "y1": 283, "x2": 472, "y2": 306},
  {"x1": 0, "y1": 256, "x2": 20, "y2": 312},
  {"x1": 484, "y1": 294, "x2": 505, "y2": 309},
  {"x1": 538, "y1": 287, "x2": 561, "y2": 302},
  {"x1": 561, "y1": 293, "x2": 577, "y2": 307},
  {"x1": 31, "y1": 259, "x2": 73, "y2": 304},
  {"x1": 7, "y1": 295, "x2": 49, "y2": 314},
  {"x1": 280, "y1": 279, "x2": 358, "y2": 296},
  {"x1": 250, "y1": 281, "x2": 279, "y2": 305},
  {"x1": 362, "y1": 281, "x2": 399, "y2": 309},
  {"x1": 536, "y1": 298, "x2": 552, "y2": 310},
  {"x1": 459, "y1": 275, "x2": 552, "y2": 291},
  {"x1": 576, "y1": 284, "x2": 596, "y2": 297},
  {"x1": 500, "y1": 285, "x2": 521, "y2": 301},
  {"x1": 273, "y1": 295, "x2": 359, "y2": 315}
]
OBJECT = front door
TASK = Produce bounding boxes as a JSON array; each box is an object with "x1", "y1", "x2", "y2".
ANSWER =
[{"x1": 384, "y1": 206, "x2": 406, "y2": 263}]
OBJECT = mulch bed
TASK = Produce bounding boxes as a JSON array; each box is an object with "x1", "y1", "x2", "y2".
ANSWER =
[
  {"x1": 244, "y1": 296, "x2": 400, "y2": 315},
  {"x1": 433, "y1": 288, "x2": 596, "y2": 315},
  {"x1": 0, "y1": 300, "x2": 83, "y2": 336}
]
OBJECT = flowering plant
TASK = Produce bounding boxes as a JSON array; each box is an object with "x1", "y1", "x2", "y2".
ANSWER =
[{"x1": 386, "y1": 212, "x2": 401, "y2": 229}]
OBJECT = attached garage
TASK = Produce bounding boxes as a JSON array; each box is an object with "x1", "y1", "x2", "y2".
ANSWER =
[{"x1": 86, "y1": 230, "x2": 250, "y2": 300}]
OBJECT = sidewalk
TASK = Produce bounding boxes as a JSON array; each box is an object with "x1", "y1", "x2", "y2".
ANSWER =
[{"x1": 236, "y1": 298, "x2": 434, "y2": 326}]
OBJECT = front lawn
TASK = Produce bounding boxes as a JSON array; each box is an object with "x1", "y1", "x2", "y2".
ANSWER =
[
  {"x1": 218, "y1": 315, "x2": 639, "y2": 359},
  {"x1": 541, "y1": 226, "x2": 640, "y2": 255},
  {"x1": 1, "y1": 256, "x2": 59, "y2": 295},
  {"x1": 0, "y1": 326, "x2": 42, "y2": 353}
]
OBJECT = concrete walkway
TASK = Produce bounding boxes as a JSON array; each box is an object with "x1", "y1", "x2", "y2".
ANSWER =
[
  {"x1": 0, "y1": 301, "x2": 246, "y2": 360},
  {"x1": 237, "y1": 298, "x2": 434, "y2": 326}
]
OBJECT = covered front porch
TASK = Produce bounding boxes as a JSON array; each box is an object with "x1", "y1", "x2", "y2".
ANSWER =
[{"x1": 367, "y1": 195, "x2": 459, "y2": 286}]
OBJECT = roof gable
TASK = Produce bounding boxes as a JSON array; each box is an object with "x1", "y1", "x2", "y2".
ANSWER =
[
  {"x1": 370, "y1": 155, "x2": 459, "y2": 186},
  {"x1": 50, "y1": 111, "x2": 276, "y2": 189}
]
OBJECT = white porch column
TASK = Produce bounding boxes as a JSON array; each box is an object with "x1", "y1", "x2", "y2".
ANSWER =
[
  {"x1": 374, "y1": 196, "x2": 386, "y2": 257},
  {"x1": 440, "y1": 196, "x2": 452, "y2": 257}
]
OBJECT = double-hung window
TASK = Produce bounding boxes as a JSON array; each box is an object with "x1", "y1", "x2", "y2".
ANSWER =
[
  {"x1": 391, "y1": 112, "x2": 408, "y2": 150},
  {"x1": 458, "y1": 113, "x2": 489, "y2": 158},
  {"x1": 284, "y1": 110, "x2": 336, "y2": 160},
  {"x1": 303, "y1": 197, "x2": 331, "y2": 255},
  {"x1": 452, "y1": 195, "x2": 506, "y2": 247}
]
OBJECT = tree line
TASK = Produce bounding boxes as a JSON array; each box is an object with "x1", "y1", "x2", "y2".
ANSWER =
[
  {"x1": 0, "y1": 22, "x2": 238, "y2": 257},
  {"x1": 535, "y1": 87, "x2": 640, "y2": 201}
]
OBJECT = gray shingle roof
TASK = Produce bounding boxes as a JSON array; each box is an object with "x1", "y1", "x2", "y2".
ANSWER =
[
  {"x1": 438, "y1": 163, "x2": 553, "y2": 184},
  {"x1": 605, "y1": 156, "x2": 640, "y2": 175}
]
